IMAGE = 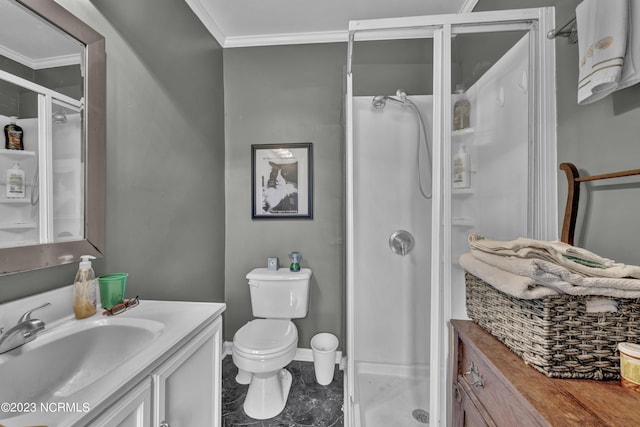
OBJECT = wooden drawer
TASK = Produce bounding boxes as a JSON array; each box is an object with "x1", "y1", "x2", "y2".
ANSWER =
[{"x1": 457, "y1": 335, "x2": 546, "y2": 426}]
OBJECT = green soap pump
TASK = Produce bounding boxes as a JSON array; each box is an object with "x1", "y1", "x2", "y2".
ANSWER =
[{"x1": 289, "y1": 252, "x2": 301, "y2": 272}]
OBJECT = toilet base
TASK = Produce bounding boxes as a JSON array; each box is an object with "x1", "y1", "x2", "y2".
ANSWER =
[{"x1": 243, "y1": 368, "x2": 293, "y2": 420}]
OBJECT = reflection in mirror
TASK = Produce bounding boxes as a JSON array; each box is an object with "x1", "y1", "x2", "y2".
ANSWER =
[{"x1": 0, "y1": 0, "x2": 105, "y2": 274}]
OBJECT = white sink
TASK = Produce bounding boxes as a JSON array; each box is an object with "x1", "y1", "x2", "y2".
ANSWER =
[{"x1": 0, "y1": 317, "x2": 163, "y2": 403}]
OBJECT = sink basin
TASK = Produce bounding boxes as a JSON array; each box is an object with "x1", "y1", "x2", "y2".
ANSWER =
[{"x1": 0, "y1": 317, "x2": 164, "y2": 403}]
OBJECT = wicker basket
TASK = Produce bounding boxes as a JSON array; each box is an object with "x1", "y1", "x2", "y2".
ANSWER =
[{"x1": 465, "y1": 272, "x2": 640, "y2": 380}]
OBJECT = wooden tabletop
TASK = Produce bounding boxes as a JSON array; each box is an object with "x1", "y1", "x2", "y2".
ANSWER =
[{"x1": 452, "y1": 319, "x2": 640, "y2": 426}]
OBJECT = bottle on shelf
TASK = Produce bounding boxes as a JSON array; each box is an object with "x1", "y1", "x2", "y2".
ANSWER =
[
  {"x1": 453, "y1": 84, "x2": 471, "y2": 131},
  {"x1": 453, "y1": 144, "x2": 471, "y2": 189},
  {"x1": 6, "y1": 162, "x2": 25, "y2": 198},
  {"x1": 4, "y1": 116, "x2": 24, "y2": 150}
]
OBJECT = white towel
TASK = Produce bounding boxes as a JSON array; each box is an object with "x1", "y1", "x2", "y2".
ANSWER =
[
  {"x1": 619, "y1": 2, "x2": 640, "y2": 89},
  {"x1": 459, "y1": 252, "x2": 559, "y2": 299},
  {"x1": 468, "y1": 233, "x2": 640, "y2": 279},
  {"x1": 470, "y1": 249, "x2": 640, "y2": 298},
  {"x1": 576, "y1": 0, "x2": 629, "y2": 104}
]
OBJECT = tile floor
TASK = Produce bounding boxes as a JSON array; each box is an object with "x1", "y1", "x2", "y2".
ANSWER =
[{"x1": 222, "y1": 355, "x2": 344, "y2": 427}]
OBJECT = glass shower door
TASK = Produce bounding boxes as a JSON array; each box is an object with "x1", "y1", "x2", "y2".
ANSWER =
[{"x1": 346, "y1": 8, "x2": 558, "y2": 427}]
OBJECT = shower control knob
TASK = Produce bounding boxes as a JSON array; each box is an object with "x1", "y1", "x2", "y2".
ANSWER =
[{"x1": 389, "y1": 230, "x2": 415, "y2": 256}]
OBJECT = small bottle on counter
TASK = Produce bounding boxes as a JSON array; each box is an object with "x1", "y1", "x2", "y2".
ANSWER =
[
  {"x1": 4, "y1": 116, "x2": 24, "y2": 150},
  {"x1": 73, "y1": 255, "x2": 98, "y2": 319},
  {"x1": 6, "y1": 162, "x2": 25, "y2": 198}
]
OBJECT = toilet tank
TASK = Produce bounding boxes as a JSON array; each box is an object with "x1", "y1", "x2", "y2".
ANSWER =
[{"x1": 246, "y1": 267, "x2": 312, "y2": 318}]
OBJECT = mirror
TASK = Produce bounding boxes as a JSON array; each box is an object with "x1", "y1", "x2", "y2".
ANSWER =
[{"x1": 0, "y1": 0, "x2": 105, "y2": 274}]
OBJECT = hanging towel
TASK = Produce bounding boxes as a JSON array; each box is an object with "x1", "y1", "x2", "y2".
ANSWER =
[
  {"x1": 576, "y1": 0, "x2": 629, "y2": 104},
  {"x1": 619, "y1": 1, "x2": 640, "y2": 89}
]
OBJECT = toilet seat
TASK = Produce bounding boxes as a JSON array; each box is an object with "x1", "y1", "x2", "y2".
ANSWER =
[{"x1": 233, "y1": 319, "x2": 297, "y2": 356}]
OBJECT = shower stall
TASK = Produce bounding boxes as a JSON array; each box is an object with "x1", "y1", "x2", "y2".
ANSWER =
[{"x1": 345, "y1": 9, "x2": 559, "y2": 427}]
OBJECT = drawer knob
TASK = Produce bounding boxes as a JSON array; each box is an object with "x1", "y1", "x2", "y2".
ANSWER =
[{"x1": 464, "y1": 362, "x2": 484, "y2": 388}]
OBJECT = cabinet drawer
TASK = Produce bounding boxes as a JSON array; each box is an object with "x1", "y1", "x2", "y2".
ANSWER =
[{"x1": 457, "y1": 338, "x2": 544, "y2": 427}]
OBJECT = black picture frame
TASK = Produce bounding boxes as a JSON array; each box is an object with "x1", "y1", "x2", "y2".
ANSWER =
[{"x1": 251, "y1": 143, "x2": 313, "y2": 219}]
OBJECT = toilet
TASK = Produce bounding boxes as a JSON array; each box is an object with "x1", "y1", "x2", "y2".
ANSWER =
[{"x1": 232, "y1": 267, "x2": 312, "y2": 419}]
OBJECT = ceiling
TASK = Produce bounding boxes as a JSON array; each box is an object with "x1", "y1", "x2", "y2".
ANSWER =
[
  {"x1": 0, "y1": 0, "x2": 82, "y2": 69},
  {"x1": 185, "y1": 0, "x2": 479, "y2": 48}
]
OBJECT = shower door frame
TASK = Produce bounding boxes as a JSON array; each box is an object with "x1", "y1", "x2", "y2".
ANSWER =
[{"x1": 346, "y1": 8, "x2": 557, "y2": 427}]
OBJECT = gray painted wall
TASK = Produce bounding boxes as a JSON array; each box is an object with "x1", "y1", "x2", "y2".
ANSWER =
[
  {"x1": 0, "y1": 0, "x2": 226, "y2": 303},
  {"x1": 475, "y1": 0, "x2": 640, "y2": 265},
  {"x1": 223, "y1": 44, "x2": 346, "y2": 348}
]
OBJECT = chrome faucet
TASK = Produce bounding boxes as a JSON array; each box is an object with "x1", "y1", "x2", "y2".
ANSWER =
[{"x1": 0, "y1": 302, "x2": 51, "y2": 354}]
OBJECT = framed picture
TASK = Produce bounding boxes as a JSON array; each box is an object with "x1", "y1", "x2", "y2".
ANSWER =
[{"x1": 251, "y1": 142, "x2": 313, "y2": 219}]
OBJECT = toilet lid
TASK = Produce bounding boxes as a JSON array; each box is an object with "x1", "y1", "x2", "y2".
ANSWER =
[{"x1": 234, "y1": 319, "x2": 297, "y2": 355}]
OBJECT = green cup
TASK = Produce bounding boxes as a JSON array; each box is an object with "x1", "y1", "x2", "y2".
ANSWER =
[{"x1": 98, "y1": 273, "x2": 128, "y2": 309}]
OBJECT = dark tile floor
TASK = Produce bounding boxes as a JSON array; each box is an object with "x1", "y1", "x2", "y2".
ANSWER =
[{"x1": 222, "y1": 355, "x2": 344, "y2": 427}]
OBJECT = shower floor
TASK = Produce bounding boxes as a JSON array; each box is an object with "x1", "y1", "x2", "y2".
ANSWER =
[{"x1": 356, "y1": 363, "x2": 430, "y2": 427}]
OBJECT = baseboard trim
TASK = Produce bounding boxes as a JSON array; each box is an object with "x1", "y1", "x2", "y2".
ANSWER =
[{"x1": 223, "y1": 341, "x2": 344, "y2": 369}]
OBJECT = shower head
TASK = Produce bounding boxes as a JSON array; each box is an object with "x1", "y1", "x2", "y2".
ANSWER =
[{"x1": 372, "y1": 90, "x2": 410, "y2": 109}]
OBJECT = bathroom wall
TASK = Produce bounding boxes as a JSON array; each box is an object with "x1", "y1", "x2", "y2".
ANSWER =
[
  {"x1": 0, "y1": 0, "x2": 226, "y2": 303},
  {"x1": 223, "y1": 44, "x2": 346, "y2": 348},
  {"x1": 475, "y1": 0, "x2": 640, "y2": 265},
  {"x1": 223, "y1": 40, "x2": 435, "y2": 348}
]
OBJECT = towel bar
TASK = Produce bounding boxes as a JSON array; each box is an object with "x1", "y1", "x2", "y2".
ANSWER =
[{"x1": 547, "y1": 12, "x2": 577, "y2": 43}]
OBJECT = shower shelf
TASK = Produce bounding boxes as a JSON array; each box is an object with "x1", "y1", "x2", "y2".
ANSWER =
[
  {"x1": 0, "y1": 222, "x2": 36, "y2": 230},
  {"x1": 452, "y1": 188, "x2": 474, "y2": 196},
  {"x1": 0, "y1": 149, "x2": 36, "y2": 159},
  {"x1": 452, "y1": 217, "x2": 474, "y2": 227},
  {"x1": 451, "y1": 128, "x2": 474, "y2": 137}
]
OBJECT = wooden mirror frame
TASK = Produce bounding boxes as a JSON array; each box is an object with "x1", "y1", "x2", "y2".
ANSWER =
[{"x1": 0, "y1": 0, "x2": 105, "y2": 274}]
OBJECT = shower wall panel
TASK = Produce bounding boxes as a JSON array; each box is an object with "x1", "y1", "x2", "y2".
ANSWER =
[{"x1": 352, "y1": 95, "x2": 432, "y2": 366}]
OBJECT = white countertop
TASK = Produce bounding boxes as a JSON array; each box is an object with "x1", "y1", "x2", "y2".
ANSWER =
[{"x1": 0, "y1": 294, "x2": 225, "y2": 427}]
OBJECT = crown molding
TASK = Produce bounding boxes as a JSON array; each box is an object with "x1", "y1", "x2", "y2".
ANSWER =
[
  {"x1": 184, "y1": 0, "x2": 226, "y2": 46},
  {"x1": 0, "y1": 45, "x2": 80, "y2": 69},
  {"x1": 223, "y1": 30, "x2": 348, "y2": 48}
]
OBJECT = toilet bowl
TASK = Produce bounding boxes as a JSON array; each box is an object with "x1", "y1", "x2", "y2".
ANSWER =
[{"x1": 232, "y1": 318, "x2": 298, "y2": 419}]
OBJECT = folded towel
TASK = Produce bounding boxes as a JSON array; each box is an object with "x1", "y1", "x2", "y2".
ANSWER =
[
  {"x1": 471, "y1": 249, "x2": 640, "y2": 298},
  {"x1": 468, "y1": 233, "x2": 640, "y2": 279},
  {"x1": 459, "y1": 252, "x2": 559, "y2": 299},
  {"x1": 576, "y1": 0, "x2": 629, "y2": 104}
]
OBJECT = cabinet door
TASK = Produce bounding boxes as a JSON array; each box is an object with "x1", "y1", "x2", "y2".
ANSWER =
[
  {"x1": 453, "y1": 380, "x2": 495, "y2": 427},
  {"x1": 88, "y1": 377, "x2": 152, "y2": 427},
  {"x1": 152, "y1": 317, "x2": 222, "y2": 427}
]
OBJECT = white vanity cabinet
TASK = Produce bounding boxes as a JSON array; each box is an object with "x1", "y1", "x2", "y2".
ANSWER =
[
  {"x1": 87, "y1": 316, "x2": 222, "y2": 427},
  {"x1": 89, "y1": 378, "x2": 153, "y2": 427},
  {"x1": 152, "y1": 317, "x2": 222, "y2": 427}
]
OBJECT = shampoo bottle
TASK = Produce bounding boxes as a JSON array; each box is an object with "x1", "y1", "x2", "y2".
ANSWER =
[
  {"x1": 6, "y1": 162, "x2": 25, "y2": 198},
  {"x1": 73, "y1": 255, "x2": 98, "y2": 319},
  {"x1": 4, "y1": 116, "x2": 24, "y2": 150},
  {"x1": 453, "y1": 85, "x2": 471, "y2": 131},
  {"x1": 453, "y1": 144, "x2": 471, "y2": 189}
]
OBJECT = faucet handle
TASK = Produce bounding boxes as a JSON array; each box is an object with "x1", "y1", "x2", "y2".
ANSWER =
[{"x1": 18, "y1": 302, "x2": 51, "y2": 323}]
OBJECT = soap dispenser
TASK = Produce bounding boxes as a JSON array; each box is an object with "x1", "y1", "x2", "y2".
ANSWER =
[
  {"x1": 289, "y1": 252, "x2": 301, "y2": 272},
  {"x1": 73, "y1": 255, "x2": 98, "y2": 319}
]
